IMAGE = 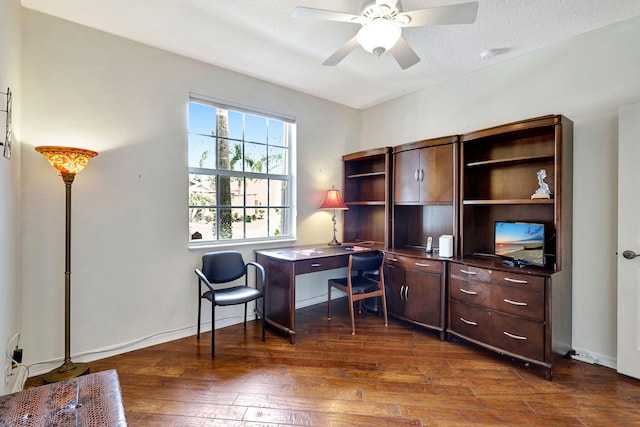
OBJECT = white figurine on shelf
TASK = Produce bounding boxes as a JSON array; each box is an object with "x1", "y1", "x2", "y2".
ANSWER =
[{"x1": 531, "y1": 169, "x2": 552, "y2": 199}]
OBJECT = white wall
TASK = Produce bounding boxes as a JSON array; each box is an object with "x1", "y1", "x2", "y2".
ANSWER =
[
  {"x1": 20, "y1": 9, "x2": 360, "y2": 374},
  {"x1": 360, "y1": 16, "x2": 640, "y2": 367},
  {"x1": 0, "y1": 0, "x2": 22, "y2": 395}
]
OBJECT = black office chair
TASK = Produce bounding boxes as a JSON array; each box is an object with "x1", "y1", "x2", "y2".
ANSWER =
[
  {"x1": 327, "y1": 251, "x2": 388, "y2": 335},
  {"x1": 195, "y1": 251, "x2": 266, "y2": 357}
]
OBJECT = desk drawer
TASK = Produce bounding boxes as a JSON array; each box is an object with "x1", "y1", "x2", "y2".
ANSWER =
[
  {"x1": 385, "y1": 254, "x2": 443, "y2": 273},
  {"x1": 295, "y1": 257, "x2": 345, "y2": 274}
]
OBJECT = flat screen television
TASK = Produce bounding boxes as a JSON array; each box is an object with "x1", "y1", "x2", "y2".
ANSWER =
[{"x1": 494, "y1": 221, "x2": 545, "y2": 267}]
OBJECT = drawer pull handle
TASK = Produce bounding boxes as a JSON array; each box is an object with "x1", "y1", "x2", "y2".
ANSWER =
[
  {"x1": 399, "y1": 285, "x2": 406, "y2": 301},
  {"x1": 460, "y1": 288, "x2": 477, "y2": 295},
  {"x1": 310, "y1": 263, "x2": 322, "y2": 267},
  {"x1": 504, "y1": 277, "x2": 528, "y2": 284},
  {"x1": 388, "y1": 258, "x2": 399, "y2": 262},
  {"x1": 460, "y1": 269, "x2": 477, "y2": 276},
  {"x1": 459, "y1": 317, "x2": 477, "y2": 326},
  {"x1": 503, "y1": 298, "x2": 527, "y2": 306},
  {"x1": 415, "y1": 262, "x2": 430, "y2": 267},
  {"x1": 404, "y1": 285, "x2": 410, "y2": 300},
  {"x1": 503, "y1": 331, "x2": 527, "y2": 340}
]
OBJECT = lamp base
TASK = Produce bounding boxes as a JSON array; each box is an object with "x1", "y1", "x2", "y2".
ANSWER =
[
  {"x1": 327, "y1": 237, "x2": 342, "y2": 246},
  {"x1": 44, "y1": 361, "x2": 90, "y2": 383}
]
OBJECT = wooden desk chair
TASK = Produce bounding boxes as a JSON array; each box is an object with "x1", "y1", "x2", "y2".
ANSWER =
[
  {"x1": 195, "y1": 251, "x2": 266, "y2": 357},
  {"x1": 327, "y1": 251, "x2": 388, "y2": 335}
]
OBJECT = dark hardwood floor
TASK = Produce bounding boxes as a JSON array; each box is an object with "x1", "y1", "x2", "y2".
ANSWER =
[{"x1": 26, "y1": 300, "x2": 640, "y2": 426}]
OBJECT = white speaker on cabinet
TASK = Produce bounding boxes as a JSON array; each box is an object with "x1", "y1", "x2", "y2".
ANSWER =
[{"x1": 439, "y1": 235, "x2": 454, "y2": 258}]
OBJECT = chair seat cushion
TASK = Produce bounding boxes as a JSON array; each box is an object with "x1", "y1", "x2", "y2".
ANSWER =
[
  {"x1": 203, "y1": 286, "x2": 262, "y2": 306},
  {"x1": 328, "y1": 276, "x2": 378, "y2": 293}
]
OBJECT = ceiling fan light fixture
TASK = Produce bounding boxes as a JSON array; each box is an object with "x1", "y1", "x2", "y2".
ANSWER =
[{"x1": 357, "y1": 18, "x2": 401, "y2": 56}]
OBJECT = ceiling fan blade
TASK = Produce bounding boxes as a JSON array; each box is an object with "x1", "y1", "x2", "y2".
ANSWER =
[
  {"x1": 390, "y1": 37, "x2": 421, "y2": 70},
  {"x1": 399, "y1": 1, "x2": 479, "y2": 27},
  {"x1": 322, "y1": 36, "x2": 360, "y2": 66},
  {"x1": 293, "y1": 6, "x2": 363, "y2": 24}
]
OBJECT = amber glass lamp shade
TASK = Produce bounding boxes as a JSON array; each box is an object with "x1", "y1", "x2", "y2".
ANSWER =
[
  {"x1": 35, "y1": 146, "x2": 98, "y2": 181},
  {"x1": 320, "y1": 189, "x2": 348, "y2": 246}
]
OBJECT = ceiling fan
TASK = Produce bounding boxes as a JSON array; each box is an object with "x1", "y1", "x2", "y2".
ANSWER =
[{"x1": 293, "y1": 0, "x2": 479, "y2": 69}]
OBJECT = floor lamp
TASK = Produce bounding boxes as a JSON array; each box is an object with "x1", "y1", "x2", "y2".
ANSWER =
[
  {"x1": 35, "y1": 146, "x2": 98, "y2": 383},
  {"x1": 319, "y1": 188, "x2": 348, "y2": 246}
]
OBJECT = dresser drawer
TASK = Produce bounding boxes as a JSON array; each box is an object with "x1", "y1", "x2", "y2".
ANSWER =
[
  {"x1": 492, "y1": 270, "x2": 545, "y2": 293},
  {"x1": 450, "y1": 301, "x2": 544, "y2": 361},
  {"x1": 385, "y1": 254, "x2": 443, "y2": 273},
  {"x1": 450, "y1": 277, "x2": 545, "y2": 321},
  {"x1": 295, "y1": 256, "x2": 345, "y2": 274},
  {"x1": 449, "y1": 262, "x2": 491, "y2": 282}
]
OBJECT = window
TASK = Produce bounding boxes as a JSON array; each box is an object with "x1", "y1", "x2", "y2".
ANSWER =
[{"x1": 188, "y1": 96, "x2": 294, "y2": 244}]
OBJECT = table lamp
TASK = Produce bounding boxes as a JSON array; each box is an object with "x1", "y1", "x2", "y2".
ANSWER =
[
  {"x1": 319, "y1": 188, "x2": 348, "y2": 246},
  {"x1": 35, "y1": 146, "x2": 98, "y2": 383}
]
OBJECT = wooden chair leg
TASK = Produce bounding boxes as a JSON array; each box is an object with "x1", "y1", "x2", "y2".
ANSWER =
[
  {"x1": 348, "y1": 294, "x2": 356, "y2": 335},
  {"x1": 381, "y1": 292, "x2": 388, "y2": 327}
]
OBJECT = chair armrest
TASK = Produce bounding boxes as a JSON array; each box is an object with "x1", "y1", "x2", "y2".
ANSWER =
[
  {"x1": 246, "y1": 261, "x2": 266, "y2": 290},
  {"x1": 195, "y1": 268, "x2": 214, "y2": 291}
]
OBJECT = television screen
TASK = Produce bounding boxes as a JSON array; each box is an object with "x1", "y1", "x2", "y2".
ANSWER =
[{"x1": 494, "y1": 221, "x2": 545, "y2": 267}]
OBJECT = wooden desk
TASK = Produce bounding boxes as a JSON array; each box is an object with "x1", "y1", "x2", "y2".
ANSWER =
[{"x1": 256, "y1": 244, "x2": 379, "y2": 343}]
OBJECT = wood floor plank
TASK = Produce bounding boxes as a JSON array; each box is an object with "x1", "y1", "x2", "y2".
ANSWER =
[{"x1": 24, "y1": 301, "x2": 640, "y2": 426}]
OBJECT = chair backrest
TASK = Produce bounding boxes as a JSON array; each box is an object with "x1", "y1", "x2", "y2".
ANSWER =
[
  {"x1": 349, "y1": 251, "x2": 384, "y2": 275},
  {"x1": 201, "y1": 251, "x2": 247, "y2": 284}
]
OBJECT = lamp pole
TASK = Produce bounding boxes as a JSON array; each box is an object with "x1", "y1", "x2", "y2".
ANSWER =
[{"x1": 36, "y1": 146, "x2": 97, "y2": 383}]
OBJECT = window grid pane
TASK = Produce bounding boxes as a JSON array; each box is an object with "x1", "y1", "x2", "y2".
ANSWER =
[{"x1": 188, "y1": 99, "x2": 293, "y2": 244}]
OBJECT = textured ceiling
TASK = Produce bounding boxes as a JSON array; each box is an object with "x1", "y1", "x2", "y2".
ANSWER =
[{"x1": 20, "y1": 0, "x2": 640, "y2": 109}]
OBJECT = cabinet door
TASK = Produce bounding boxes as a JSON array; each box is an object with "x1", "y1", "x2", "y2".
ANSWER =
[
  {"x1": 420, "y1": 144, "x2": 454, "y2": 204},
  {"x1": 404, "y1": 269, "x2": 443, "y2": 328},
  {"x1": 394, "y1": 150, "x2": 420, "y2": 203},
  {"x1": 384, "y1": 263, "x2": 406, "y2": 317}
]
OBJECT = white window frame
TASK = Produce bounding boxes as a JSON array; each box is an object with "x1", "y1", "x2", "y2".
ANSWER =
[{"x1": 188, "y1": 94, "x2": 296, "y2": 247}]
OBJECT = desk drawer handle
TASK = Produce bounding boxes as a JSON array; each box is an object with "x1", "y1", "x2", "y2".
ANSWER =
[
  {"x1": 460, "y1": 288, "x2": 477, "y2": 295},
  {"x1": 415, "y1": 262, "x2": 430, "y2": 267},
  {"x1": 387, "y1": 257, "x2": 399, "y2": 262},
  {"x1": 460, "y1": 269, "x2": 477, "y2": 276},
  {"x1": 504, "y1": 331, "x2": 527, "y2": 340},
  {"x1": 503, "y1": 298, "x2": 527, "y2": 306},
  {"x1": 504, "y1": 277, "x2": 528, "y2": 284},
  {"x1": 310, "y1": 263, "x2": 322, "y2": 267},
  {"x1": 459, "y1": 317, "x2": 477, "y2": 326}
]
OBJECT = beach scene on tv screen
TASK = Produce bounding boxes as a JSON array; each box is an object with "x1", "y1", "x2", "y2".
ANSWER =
[{"x1": 495, "y1": 222, "x2": 544, "y2": 266}]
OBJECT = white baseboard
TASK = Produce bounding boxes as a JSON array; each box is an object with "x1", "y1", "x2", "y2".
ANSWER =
[{"x1": 571, "y1": 347, "x2": 617, "y2": 370}]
